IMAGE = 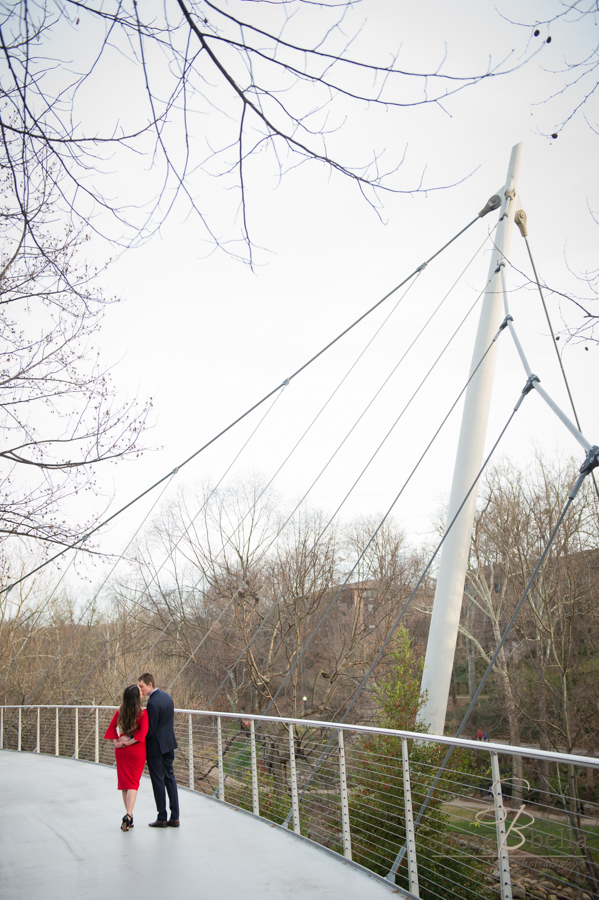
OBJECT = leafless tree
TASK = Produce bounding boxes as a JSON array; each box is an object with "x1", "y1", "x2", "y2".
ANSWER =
[
  {"x1": 495, "y1": 0, "x2": 599, "y2": 344},
  {"x1": 0, "y1": 0, "x2": 532, "y2": 260},
  {"x1": 455, "y1": 456, "x2": 599, "y2": 807},
  {"x1": 87, "y1": 483, "x2": 425, "y2": 724},
  {"x1": 502, "y1": 1, "x2": 599, "y2": 139},
  {"x1": 0, "y1": 550, "x2": 111, "y2": 703},
  {"x1": 0, "y1": 161, "x2": 151, "y2": 566}
]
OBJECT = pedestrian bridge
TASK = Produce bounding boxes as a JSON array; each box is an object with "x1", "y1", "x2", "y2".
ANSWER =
[
  {"x1": 0, "y1": 751, "x2": 400, "y2": 899},
  {"x1": 2, "y1": 705, "x2": 599, "y2": 900}
]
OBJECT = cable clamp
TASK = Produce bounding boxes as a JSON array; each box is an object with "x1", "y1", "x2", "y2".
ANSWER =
[
  {"x1": 521, "y1": 374, "x2": 540, "y2": 396},
  {"x1": 514, "y1": 375, "x2": 538, "y2": 411},
  {"x1": 478, "y1": 194, "x2": 501, "y2": 218},
  {"x1": 283, "y1": 377, "x2": 290, "y2": 387},
  {"x1": 80, "y1": 534, "x2": 89, "y2": 543},
  {"x1": 493, "y1": 260, "x2": 506, "y2": 274},
  {"x1": 416, "y1": 262, "x2": 427, "y2": 273},
  {"x1": 579, "y1": 445, "x2": 599, "y2": 476},
  {"x1": 171, "y1": 467, "x2": 179, "y2": 476},
  {"x1": 499, "y1": 315, "x2": 513, "y2": 332},
  {"x1": 515, "y1": 209, "x2": 528, "y2": 238},
  {"x1": 505, "y1": 188, "x2": 516, "y2": 200}
]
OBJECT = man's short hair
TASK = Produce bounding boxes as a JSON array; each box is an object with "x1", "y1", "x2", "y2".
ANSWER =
[{"x1": 139, "y1": 672, "x2": 156, "y2": 688}]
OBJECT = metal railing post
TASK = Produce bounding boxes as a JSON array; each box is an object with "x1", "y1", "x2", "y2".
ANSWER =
[
  {"x1": 188, "y1": 713, "x2": 194, "y2": 790},
  {"x1": 17, "y1": 707, "x2": 22, "y2": 751},
  {"x1": 401, "y1": 738, "x2": 420, "y2": 898},
  {"x1": 250, "y1": 719, "x2": 260, "y2": 816},
  {"x1": 0, "y1": 707, "x2": 3, "y2": 749},
  {"x1": 94, "y1": 707, "x2": 99, "y2": 763},
  {"x1": 75, "y1": 707, "x2": 79, "y2": 760},
  {"x1": 338, "y1": 729, "x2": 352, "y2": 860},
  {"x1": 36, "y1": 707, "x2": 40, "y2": 753},
  {"x1": 288, "y1": 724, "x2": 300, "y2": 834},
  {"x1": 217, "y1": 716, "x2": 225, "y2": 802},
  {"x1": 491, "y1": 751, "x2": 513, "y2": 900},
  {"x1": 55, "y1": 707, "x2": 59, "y2": 756}
]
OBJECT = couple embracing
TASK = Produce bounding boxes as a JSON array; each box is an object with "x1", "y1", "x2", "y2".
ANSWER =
[{"x1": 104, "y1": 673, "x2": 180, "y2": 831}]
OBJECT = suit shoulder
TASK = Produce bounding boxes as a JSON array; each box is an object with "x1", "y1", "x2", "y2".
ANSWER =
[{"x1": 151, "y1": 690, "x2": 174, "y2": 708}]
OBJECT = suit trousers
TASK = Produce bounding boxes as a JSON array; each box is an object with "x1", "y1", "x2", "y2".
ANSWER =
[{"x1": 147, "y1": 750, "x2": 179, "y2": 821}]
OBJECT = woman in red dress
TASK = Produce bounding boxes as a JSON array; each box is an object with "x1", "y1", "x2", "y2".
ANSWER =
[{"x1": 104, "y1": 685, "x2": 149, "y2": 831}]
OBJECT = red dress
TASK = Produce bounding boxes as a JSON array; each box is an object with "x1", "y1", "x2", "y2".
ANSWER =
[{"x1": 104, "y1": 709, "x2": 149, "y2": 790}]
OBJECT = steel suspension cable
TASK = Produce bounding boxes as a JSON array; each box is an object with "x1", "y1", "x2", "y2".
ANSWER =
[{"x1": 0, "y1": 211, "x2": 486, "y2": 600}]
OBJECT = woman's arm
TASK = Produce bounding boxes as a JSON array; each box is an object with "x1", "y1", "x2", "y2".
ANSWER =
[
  {"x1": 104, "y1": 710, "x2": 120, "y2": 740},
  {"x1": 132, "y1": 709, "x2": 149, "y2": 743}
]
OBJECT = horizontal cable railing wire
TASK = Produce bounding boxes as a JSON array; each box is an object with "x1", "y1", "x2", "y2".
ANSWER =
[{"x1": 2, "y1": 705, "x2": 599, "y2": 900}]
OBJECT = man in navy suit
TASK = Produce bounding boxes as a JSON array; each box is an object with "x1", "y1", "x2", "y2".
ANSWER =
[{"x1": 138, "y1": 673, "x2": 180, "y2": 828}]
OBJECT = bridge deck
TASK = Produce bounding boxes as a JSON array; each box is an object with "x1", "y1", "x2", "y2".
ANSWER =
[{"x1": 0, "y1": 752, "x2": 401, "y2": 899}]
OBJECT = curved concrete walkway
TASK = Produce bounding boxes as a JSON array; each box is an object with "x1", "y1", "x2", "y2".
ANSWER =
[{"x1": 0, "y1": 752, "x2": 403, "y2": 899}]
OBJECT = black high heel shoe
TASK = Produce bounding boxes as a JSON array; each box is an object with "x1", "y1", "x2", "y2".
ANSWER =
[{"x1": 121, "y1": 814, "x2": 134, "y2": 831}]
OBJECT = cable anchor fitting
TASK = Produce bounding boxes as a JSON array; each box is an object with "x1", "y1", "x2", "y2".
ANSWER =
[
  {"x1": 505, "y1": 188, "x2": 516, "y2": 201},
  {"x1": 478, "y1": 194, "x2": 501, "y2": 218},
  {"x1": 514, "y1": 374, "x2": 539, "y2": 411},
  {"x1": 521, "y1": 374, "x2": 540, "y2": 396},
  {"x1": 499, "y1": 315, "x2": 513, "y2": 332},
  {"x1": 494, "y1": 260, "x2": 506, "y2": 275},
  {"x1": 515, "y1": 209, "x2": 528, "y2": 238},
  {"x1": 416, "y1": 262, "x2": 427, "y2": 273},
  {"x1": 579, "y1": 445, "x2": 599, "y2": 477}
]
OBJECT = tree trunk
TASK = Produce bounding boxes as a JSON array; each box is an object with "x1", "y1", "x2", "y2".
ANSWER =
[
  {"x1": 467, "y1": 600, "x2": 478, "y2": 729},
  {"x1": 536, "y1": 636, "x2": 551, "y2": 804}
]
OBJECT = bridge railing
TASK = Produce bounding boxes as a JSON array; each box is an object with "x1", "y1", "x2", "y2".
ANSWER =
[{"x1": 2, "y1": 704, "x2": 599, "y2": 900}]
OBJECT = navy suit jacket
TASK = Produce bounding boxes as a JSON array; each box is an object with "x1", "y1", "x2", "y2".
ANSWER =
[{"x1": 146, "y1": 689, "x2": 178, "y2": 758}]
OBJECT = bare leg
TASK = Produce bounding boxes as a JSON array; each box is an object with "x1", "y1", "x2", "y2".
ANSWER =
[{"x1": 124, "y1": 789, "x2": 138, "y2": 817}]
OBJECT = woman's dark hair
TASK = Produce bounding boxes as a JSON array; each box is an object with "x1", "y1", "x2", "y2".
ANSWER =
[{"x1": 117, "y1": 685, "x2": 142, "y2": 738}]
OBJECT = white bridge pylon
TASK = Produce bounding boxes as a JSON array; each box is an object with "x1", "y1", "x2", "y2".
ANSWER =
[{"x1": 419, "y1": 143, "x2": 523, "y2": 735}]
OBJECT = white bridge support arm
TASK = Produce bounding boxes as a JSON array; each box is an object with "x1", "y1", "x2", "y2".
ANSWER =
[{"x1": 419, "y1": 143, "x2": 523, "y2": 736}]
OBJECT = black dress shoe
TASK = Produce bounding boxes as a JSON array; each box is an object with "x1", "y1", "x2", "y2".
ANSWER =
[
  {"x1": 167, "y1": 819, "x2": 180, "y2": 827},
  {"x1": 148, "y1": 819, "x2": 168, "y2": 828}
]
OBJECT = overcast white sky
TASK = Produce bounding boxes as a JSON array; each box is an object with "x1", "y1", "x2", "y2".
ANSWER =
[{"x1": 34, "y1": 0, "x2": 598, "y2": 597}]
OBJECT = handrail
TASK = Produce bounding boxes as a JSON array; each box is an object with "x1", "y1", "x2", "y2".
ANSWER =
[{"x1": 3, "y1": 704, "x2": 598, "y2": 769}]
